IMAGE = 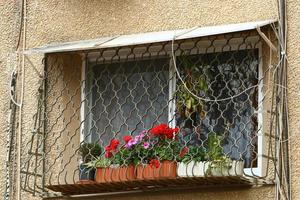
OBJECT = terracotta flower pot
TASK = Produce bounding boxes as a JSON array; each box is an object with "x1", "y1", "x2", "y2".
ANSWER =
[
  {"x1": 95, "y1": 165, "x2": 136, "y2": 183},
  {"x1": 137, "y1": 161, "x2": 177, "y2": 179}
]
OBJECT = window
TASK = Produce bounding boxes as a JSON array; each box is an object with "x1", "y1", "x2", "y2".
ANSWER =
[
  {"x1": 81, "y1": 37, "x2": 263, "y2": 175},
  {"x1": 21, "y1": 22, "x2": 279, "y2": 197},
  {"x1": 84, "y1": 58, "x2": 170, "y2": 144},
  {"x1": 176, "y1": 49, "x2": 261, "y2": 173}
]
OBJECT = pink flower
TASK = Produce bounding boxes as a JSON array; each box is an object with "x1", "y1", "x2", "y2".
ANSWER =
[
  {"x1": 136, "y1": 130, "x2": 146, "y2": 141},
  {"x1": 143, "y1": 142, "x2": 150, "y2": 149},
  {"x1": 125, "y1": 138, "x2": 138, "y2": 148},
  {"x1": 124, "y1": 130, "x2": 146, "y2": 149}
]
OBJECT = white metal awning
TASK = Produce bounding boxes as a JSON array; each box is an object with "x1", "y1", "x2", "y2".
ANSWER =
[{"x1": 24, "y1": 19, "x2": 276, "y2": 54}]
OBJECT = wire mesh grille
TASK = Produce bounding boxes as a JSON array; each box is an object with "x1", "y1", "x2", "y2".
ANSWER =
[{"x1": 21, "y1": 30, "x2": 279, "y2": 197}]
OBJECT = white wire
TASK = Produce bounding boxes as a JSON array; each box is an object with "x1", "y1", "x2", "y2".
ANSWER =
[
  {"x1": 171, "y1": 36, "x2": 264, "y2": 103},
  {"x1": 17, "y1": 0, "x2": 26, "y2": 199},
  {"x1": 171, "y1": 35, "x2": 284, "y2": 103},
  {"x1": 9, "y1": 70, "x2": 21, "y2": 107},
  {"x1": 272, "y1": 0, "x2": 291, "y2": 198}
]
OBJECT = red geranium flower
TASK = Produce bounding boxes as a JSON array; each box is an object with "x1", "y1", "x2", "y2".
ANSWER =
[
  {"x1": 123, "y1": 135, "x2": 132, "y2": 143},
  {"x1": 105, "y1": 145, "x2": 112, "y2": 150},
  {"x1": 109, "y1": 139, "x2": 120, "y2": 151},
  {"x1": 179, "y1": 146, "x2": 189, "y2": 157},
  {"x1": 104, "y1": 138, "x2": 120, "y2": 158},
  {"x1": 173, "y1": 127, "x2": 179, "y2": 133},
  {"x1": 150, "y1": 124, "x2": 180, "y2": 139},
  {"x1": 149, "y1": 159, "x2": 160, "y2": 169},
  {"x1": 105, "y1": 151, "x2": 113, "y2": 158}
]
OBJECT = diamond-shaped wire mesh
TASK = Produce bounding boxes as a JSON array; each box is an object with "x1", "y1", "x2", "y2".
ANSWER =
[{"x1": 21, "y1": 30, "x2": 279, "y2": 197}]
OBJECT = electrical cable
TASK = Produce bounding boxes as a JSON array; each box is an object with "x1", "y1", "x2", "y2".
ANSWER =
[
  {"x1": 4, "y1": 0, "x2": 25, "y2": 199},
  {"x1": 16, "y1": 0, "x2": 24, "y2": 51},
  {"x1": 16, "y1": 0, "x2": 26, "y2": 199},
  {"x1": 275, "y1": 0, "x2": 291, "y2": 199}
]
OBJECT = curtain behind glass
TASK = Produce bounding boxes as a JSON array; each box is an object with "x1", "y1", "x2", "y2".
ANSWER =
[{"x1": 85, "y1": 58, "x2": 169, "y2": 146}]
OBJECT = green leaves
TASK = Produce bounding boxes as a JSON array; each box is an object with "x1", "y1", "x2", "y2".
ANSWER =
[
  {"x1": 178, "y1": 132, "x2": 226, "y2": 164},
  {"x1": 180, "y1": 146, "x2": 206, "y2": 163},
  {"x1": 84, "y1": 157, "x2": 111, "y2": 169},
  {"x1": 154, "y1": 139, "x2": 181, "y2": 161},
  {"x1": 79, "y1": 143, "x2": 102, "y2": 163},
  {"x1": 112, "y1": 148, "x2": 138, "y2": 166},
  {"x1": 175, "y1": 55, "x2": 208, "y2": 119},
  {"x1": 204, "y1": 132, "x2": 233, "y2": 175},
  {"x1": 206, "y1": 132, "x2": 223, "y2": 161},
  {"x1": 111, "y1": 141, "x2": 155, "y2": 166}
]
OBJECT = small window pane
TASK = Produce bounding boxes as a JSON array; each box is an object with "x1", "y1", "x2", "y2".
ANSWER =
[
  {"x1": 85, "y1": 58, "x2": 169, "y2": 146},
  {"x1": 176, "y1": 49, "x2": 259, "y2": 168}
]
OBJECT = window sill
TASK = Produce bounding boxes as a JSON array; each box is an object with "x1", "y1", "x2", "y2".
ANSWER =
[{"x1": 46, "y1": 176, "x2": 259, "y2": 196}]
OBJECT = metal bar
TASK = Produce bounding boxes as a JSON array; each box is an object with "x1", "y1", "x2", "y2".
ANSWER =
[
  {"x1": 41, "y1": 56, "x2": 47, "y2": 196},
  {"x1": 27, "y1": 152, "x2": 43, "y2": 156},
  {"x1": 44, "y1": 183, "x2": 256, "y2": 199},
  {"x1": 256, "y1": 27, "x2": 277, "y2": 52},
  {"x1": 20, "y1": 171, "x2": 42, "y2": 177},
  {"x1": 23, "y1": 20, "x2": 276, "y2": 54}
]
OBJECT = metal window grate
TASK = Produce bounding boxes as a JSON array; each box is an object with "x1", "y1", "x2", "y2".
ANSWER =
[{"x1": 21, "y1": 30, "x2": 279, "y2": 198}]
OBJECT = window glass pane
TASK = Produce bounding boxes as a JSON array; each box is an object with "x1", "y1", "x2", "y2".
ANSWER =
[
  {"x1": 85, "y1": 58, "x2": 169, "y2": 146},
  {"x1": 176, "y1": 49, "x2": 259, "y2": 168}
]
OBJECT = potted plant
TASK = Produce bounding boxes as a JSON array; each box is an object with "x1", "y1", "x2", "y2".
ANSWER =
[
  {"x1": 85, "y1": 139, "x2": 122, "y2": 183},
  {"x1": 87, "y1": 131, "x2": 153, "y2": 183},
  {"x1": 85, "y1": 157, "x2": 111, "y2": 183},
  {"x1": 78, "y1": 142, "x2": 102, "y2": 181},
  {"x1": 177, "y1": 146, "x2": 207, "y2": 177},
  {"x1": 115, "y1": 131, "x2": 154, "y2": 180},
  {"x1": 205, "y1": 156, "x2": 244, "y2": 176},
  {"x1": 136, "y1": 124, "x2": 180, "y2": 180},
  {"x1": 205, "y1": 133, "x2": 244, "y2": 176},
  {"x1": 92, "y1": 137, "x2": 137, "y2": 183},
  {"x1": 108, "y1": 134, "x2": 143, "y2": 182}
]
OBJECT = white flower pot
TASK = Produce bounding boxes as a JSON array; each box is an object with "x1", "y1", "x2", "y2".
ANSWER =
[
  {"x1": 177, "y1": 161, "x2": 207, "y2": 177},
  {"x1": 208, "y1": 160, "x2": 244, "y2": 176}
]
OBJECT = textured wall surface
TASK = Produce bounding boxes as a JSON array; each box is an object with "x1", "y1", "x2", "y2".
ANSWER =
[
  {"x1": 2, "y1": 0, "x2": 300, "y2": 199},
  {"x1": 0, "y1": 1, "x2": 22, "y2": 200},
  {"x1": 286, "y1": 0, "x2": 300, "y2": 199}
]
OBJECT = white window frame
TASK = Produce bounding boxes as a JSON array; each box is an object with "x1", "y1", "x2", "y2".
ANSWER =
[{"x1": 80, "y1": 36, "x2": 265, "y2": 177}]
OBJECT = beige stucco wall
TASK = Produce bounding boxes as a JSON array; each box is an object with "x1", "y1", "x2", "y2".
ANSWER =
[
  {"x1": 2, "y1": 0, "x2": 300, "y2": 199},
  {"x1": 286, "y1": 1, "x2": 300, "y2": 200}
]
